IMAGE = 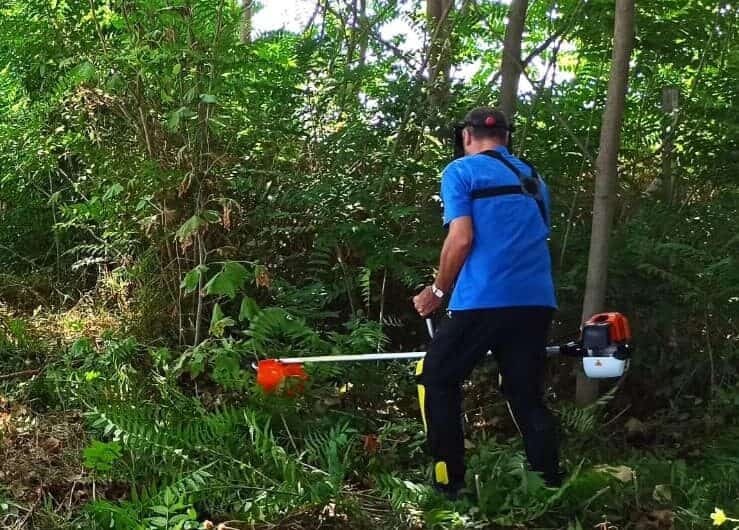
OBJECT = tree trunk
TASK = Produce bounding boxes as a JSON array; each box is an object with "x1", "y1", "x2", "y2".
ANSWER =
[
  {"x1": 662, "y1": 86, "x2": 679, "y2": 203},
  {"x1": 240, "y1": 0, "x2": 252, "y2": 44},
  {"x1": 357, "y1": 0, "x2": 369, "y2": 68},
  {"x1": 427, "y1": 0, "x2": 454, "y2": 112},
  {"x1": 577, "y1": 0, "x2": 636, "y2": 406},
  {"x1": 499, "y1": 0, "x2": 528, "y2": 122}
]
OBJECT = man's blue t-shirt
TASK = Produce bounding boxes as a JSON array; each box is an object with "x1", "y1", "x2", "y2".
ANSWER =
[{"x1": 441, "y1": 146, "x2": 557, "y2": 310}]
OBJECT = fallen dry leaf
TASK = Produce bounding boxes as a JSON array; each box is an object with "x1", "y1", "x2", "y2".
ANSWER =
[{"x1": 595, "y1": 464, "x2": 635, "y2": 483}]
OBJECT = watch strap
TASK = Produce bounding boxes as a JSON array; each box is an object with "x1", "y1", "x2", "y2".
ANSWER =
[{"x1": 431, "y1": 284, "x2": 445, "y2": 299}]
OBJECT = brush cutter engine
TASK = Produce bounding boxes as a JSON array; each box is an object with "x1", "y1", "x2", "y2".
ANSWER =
[{"x1": 580, "y1": 312, "x2": 632, "y2": 378}]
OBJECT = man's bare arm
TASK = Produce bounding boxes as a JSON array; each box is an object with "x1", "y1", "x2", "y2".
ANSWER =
[
  {"x1": 434, "y1": 216, "x2": 474, "y2": 292},
  {"x1": 413, "y1": 216, "x2": 473, "y2": 317}
]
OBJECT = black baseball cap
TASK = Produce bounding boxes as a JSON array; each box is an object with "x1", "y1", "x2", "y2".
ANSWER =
[{"x1": 460, "y1": 107, "x2": 512, "y2": 132}]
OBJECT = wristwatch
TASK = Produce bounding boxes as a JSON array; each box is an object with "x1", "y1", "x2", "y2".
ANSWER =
[{"x1": 431, "y1": 284, "x2": 445, "y2": 299}]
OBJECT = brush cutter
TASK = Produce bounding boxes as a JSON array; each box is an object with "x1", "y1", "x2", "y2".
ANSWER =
[{"x1": 255, "y1": 312, "x2": 632, "y2": 393}]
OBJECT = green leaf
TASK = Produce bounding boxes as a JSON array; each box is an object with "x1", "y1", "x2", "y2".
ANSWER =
[
  {"x1": 146, "y1": 516, "x2": 168, "y2": 528},
  {"x1": 102, "y1": 183, "x2": 124, "y2": 200},
  {"x1": 166, "y1": 107, "x2": 195, "y2": 132},
  {"x1": 172, "y1": 63, "x2": 182, "y2": 76},
  {"x1": 201, "y1": 209, "x2": 221, "y2": 223},
  {"x1": 84, "y1": 370, "x2": 101, "y2": 382},
  {"x1": 200, "y1": 94, "x2": 217, "y2": 104},
  {"x1": 163, "y1": 488, "x2": 175, "y2": 506},
  {"x1": 184, "y1": 87, "x2": 196, "y2": 102},
  {"x1": 167, "y1": 109, "x2": 182, "y2": 132},
  {"x1": 209, "y1": 303, "x2": 235, "y2": 337},
  {"x1": 204, "y1": 262, "x2": 248, "y2": 299},
  {"x1": 71, "y1": 61, "x2": 96, "y2": 84},
  {"x1": 70, "y1": 338, "x2": 93, "y2": 357},
  {"x1": 181, "y1": 264, "x2": 208, "y2": 293},
  {"x1": 239, "y1": 297, "x2": 260, "y2": 322},
  {"x1": 48, "y1": 191, "x2": 62, "y2": 205},
  {"x1": 213, "y1": 351, "x2": 241, "y2": 386},
  {"x1": 186, "y1": 348, "x2": 207, "y2": 377},
  {"x1": 136, "y1": 195, "x2": 153, "y2": 211},
  {"x1": 210, "y1": 303, "x2": 225, "y2": 326},
  {"x1": 149, "y1": 506, "x2": 170, "y2": 516},
  {"x1": 83, "y1": 440, "x2": 122, "y2": 472},
  {"x1": 176, "y1": 215, "x2": 205, "y2": 241}
]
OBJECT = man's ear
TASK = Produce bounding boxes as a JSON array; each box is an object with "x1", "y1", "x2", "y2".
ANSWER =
[{"x1": 464, "y1": 129, "x2": 472, "y2": 147}]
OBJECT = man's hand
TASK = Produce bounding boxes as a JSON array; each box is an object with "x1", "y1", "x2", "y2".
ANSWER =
[{"x1": 413, "y1": 286, "x2": 442, "y2": 317}]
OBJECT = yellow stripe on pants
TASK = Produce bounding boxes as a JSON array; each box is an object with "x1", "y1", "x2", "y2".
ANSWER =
[
  {"x1": 416, "y1": 359, "x2": 449, "y2": 486},
  {"x1": 434, "y1": 461, "x2": 449, "y2": 485},
  {"x1": 416, "y1": 359, "x2": 428, "y2": 433}
]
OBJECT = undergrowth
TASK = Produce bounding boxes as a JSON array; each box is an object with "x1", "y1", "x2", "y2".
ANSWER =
[{"x1": 1, "y1": 303, "x2": 737, "y2": 530}]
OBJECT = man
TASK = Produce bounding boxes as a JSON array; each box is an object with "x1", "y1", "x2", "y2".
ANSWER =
[{"x1": 412, "y1": 107, "x2": 561, "y2": 498}]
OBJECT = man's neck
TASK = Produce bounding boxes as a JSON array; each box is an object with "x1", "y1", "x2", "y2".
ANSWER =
[{"x1": 467, "y1": 140, "x2": 504, "y2": 156}]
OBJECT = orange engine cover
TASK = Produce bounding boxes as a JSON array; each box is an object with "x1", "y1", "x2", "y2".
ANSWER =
[{"x1": 584, "y1": 312, "x2": 631, "y2": 343}]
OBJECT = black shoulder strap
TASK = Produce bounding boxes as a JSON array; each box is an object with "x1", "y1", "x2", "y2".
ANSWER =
[{"x1": 477, "y1": 150, "x2": 548, "y2": 227}]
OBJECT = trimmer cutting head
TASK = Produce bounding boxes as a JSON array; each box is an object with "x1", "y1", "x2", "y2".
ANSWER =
[{"x1": 256, "y1": 359, "x2": 308, "y2": 393}]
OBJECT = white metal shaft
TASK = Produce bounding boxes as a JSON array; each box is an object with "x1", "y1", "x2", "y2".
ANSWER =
[
  {"x1": 277, "y1": 352, "x2": 427, "y2": 364},
  {"x1": 425, "y1": 318, "x2": 435, "y2": 338},
  {"x1": 276, "y1": 346, "x2": 562, "y2": 364}
]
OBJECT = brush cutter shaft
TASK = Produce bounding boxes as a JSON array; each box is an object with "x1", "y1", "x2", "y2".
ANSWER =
[
  {"x1": 255, "y1": 313, "x2": 631, "y2": 393},
  {"x1": 278, "y1": 352, "x2": 427, "y2": 364},
  {"x1": 425, "y1": 318, "x2": 435, "y2": 338},
  {"x1": 276, "y1": 346, "x2": 562, "y2": 365}
]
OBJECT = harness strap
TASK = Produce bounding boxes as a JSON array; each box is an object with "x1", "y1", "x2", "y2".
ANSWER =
[
  {"x1": 476, "y1": 150, "x2": 548, "y2": 226},
  {"x1": 471, "y1": 186, "x2": 526, "y2": 199}
]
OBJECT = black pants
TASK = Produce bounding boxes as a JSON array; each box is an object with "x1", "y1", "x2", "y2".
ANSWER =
[{"x1": 416, "y1": 306, "x2": 559, "y2": 489}]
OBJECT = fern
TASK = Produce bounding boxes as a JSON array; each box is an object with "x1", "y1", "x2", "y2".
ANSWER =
[
  {"x1": 636, "y1": 262, "x2": 701, "y2": 295},
  {"x1": 381, "y1": 314, "x2": 404, "y2": 328},
  {"x1": 303, "y1": 421, "x2": 357, "y2": 481},
  {"x1": 558, "y1": 403, "x2": 598, "y2": 435},
  {"x1": 87, "y1": 406, "x2": 197, "y2": 464},
  {"x1": 246, "y1": 307, "x2": 322, "y2": 354},
  {"x1": 359, "y1": 266, "x2": 372, "y2": 312},
  {"x1": 131, "y1": 466, "x2": 213, "y2": 507},
  {"x1": 374, "y1": 473, "x2": 428, "y2": 511},
  {"x1": 558, "y1": 385, "x2": 619, "y2": 435}
]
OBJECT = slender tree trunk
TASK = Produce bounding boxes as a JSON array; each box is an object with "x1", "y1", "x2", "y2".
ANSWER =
[
  {"x1": 662, "y1": 86, "x2": 679, "y2": 203},
  {"x1": 357, "y1": 0, "x2": 369, "y2": 68},
  {"x1": 427, "y1": 0, "x2": 454, "y2": 112},
  {"x1": 345, "y1": 0, "x2": 359, "y2": 68},
  {"x1": 499, "y1": 0, "x2": 528, "y2": 121},
  {"x1": 194, "y1": 233, "x2": 206, "y2": 346},
  {"x1": 577, "y1": 0, "x2": 636, "y2": 406},
  {"x1": 240, "y1": 0, "x2": 252, "y2": 44}
]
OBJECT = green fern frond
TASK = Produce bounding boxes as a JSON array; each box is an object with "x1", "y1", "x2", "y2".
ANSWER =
[
  {"x1": 381, "y1": 314, "x2": 404, "y2": 328},
  {"x1": 303, "y1": 421, "x2": 357, "y2": 480},
  {"x1": 359, "y1": 266, "x2": 372, "y2": 311},
  {"x1": 637, "y1": 262, "x2": 701, "y2": 294},
  {"x1": 558, "y1": 385, "x2": 619, "y2": 435},
  {"x1": 374, "y1": 473, "x2": 428, "y2": 511}
]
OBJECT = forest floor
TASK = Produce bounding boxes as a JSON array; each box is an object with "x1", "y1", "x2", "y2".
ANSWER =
[{"x1": 0, "y1": 302, "x2": 737, "y2": 530}]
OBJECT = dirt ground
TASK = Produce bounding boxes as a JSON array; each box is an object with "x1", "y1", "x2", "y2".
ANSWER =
[{"x1": 0, "y1": 397, "x2": 91, "y2": 529}]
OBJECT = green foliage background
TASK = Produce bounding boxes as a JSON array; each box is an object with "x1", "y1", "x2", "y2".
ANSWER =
[{"x1": 0, "y1": 0, "x2": 737, "y2": 529}]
